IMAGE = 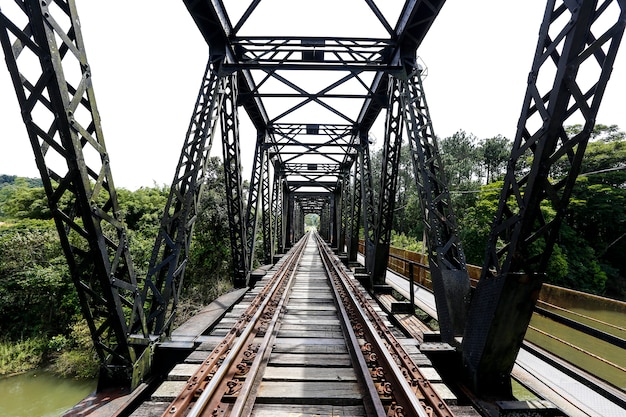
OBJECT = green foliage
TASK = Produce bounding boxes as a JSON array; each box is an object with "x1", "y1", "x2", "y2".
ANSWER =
[
  {"x1": 458, "y1": 182, "x2": 502, "y2": 265},
  {"x1": 0, "y1": 220, "x2": 77, "y2": 339},
  {"x1": 479, "y1": 135, "x2": 511, "y2": 184},
  {"x1": 117, "y1": 185, "x2": 169, "y2": 274},
  {"x1": 305, "y1": 214, "x2": 320, "y2": 230},
  {"x1": 390, "y1": 231, "x2": 424, "y2": 252},
  {"x1": 183, "y1": 157, "x2": 233, "y2": 306},
  {"x1": 0, "y1": 337, "x2": 48, "y2": 375},
  {"x1": 47, "y1": 320, "x2": 99, "y2": 379}
]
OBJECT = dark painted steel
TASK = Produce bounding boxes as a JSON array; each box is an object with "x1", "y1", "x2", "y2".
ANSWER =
[
  {"x1": 261, "y1": 150, "x2": 273, "y2": 264},
  {"x1": 347, "y1": 153, "x2": 363, "y2": 263},
  {"x1": 0, "y1": 0, "x2": 148, "y2": 388},
  {"x1": 361, "y1": 139, "x2": 377, "y2": 287},
  {"x1": 244, "y1": 130, "x2": 266, "y2": 271},
  {"x1": 219, "y1": 74, "x2": 249, "y2": 287},
  {"x1": 145, "y1": 58, "x2": 222, "y2": 337},
  {"x1": 400, "y1": 65, "x2": 470, "y2": 343},
  {"x1": 370, "y1": 77, "x2": 404, "y2": 285},
  {"x1": 464, "y1": 0, "x2": 626, "y2": 397}
]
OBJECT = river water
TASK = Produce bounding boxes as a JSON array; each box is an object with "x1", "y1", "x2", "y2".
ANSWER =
[{"x1": 0, "y1": 370, "x2": 96, "y2": 417}]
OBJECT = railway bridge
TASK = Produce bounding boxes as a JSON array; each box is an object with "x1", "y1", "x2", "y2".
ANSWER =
[{"x1": 1, "y1": 1, "x2": 625, "y2": 416}]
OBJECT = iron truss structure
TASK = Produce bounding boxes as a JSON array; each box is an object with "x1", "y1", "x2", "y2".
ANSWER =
[{"x1": 1, "y1": 0, "x2": 624, "y2": 405}]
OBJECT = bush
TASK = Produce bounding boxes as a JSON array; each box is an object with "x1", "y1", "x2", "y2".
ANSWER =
[{"x1": 0, "y1": 338, "x2": 47, "y2": 375}]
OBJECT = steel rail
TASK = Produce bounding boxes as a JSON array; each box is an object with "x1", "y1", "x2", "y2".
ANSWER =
[
  {"x1": 161, "y1": 234, "x2": 309, "y2": 417},
  {"x1": 188, "y1": 235, "x2": 308, "y2": 417},
  {"x1": 217, "y1": 236, "x2": 307, "y2": 417},
  {"x1": 317, "y1": 240, "x2": 388, "y2": 416},
  {"x1": 314, "y1": 233, "x2": 453, "y2": 417}
]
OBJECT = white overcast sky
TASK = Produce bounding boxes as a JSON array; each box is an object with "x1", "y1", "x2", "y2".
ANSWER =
[{"x1": 1, "y1": 0, "x2": 624, "y2": 190}]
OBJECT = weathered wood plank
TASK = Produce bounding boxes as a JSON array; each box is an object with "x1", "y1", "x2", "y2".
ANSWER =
[
  {"x1": 129, "y1": 402, "x2": 170, "y2": 417},
  {"x1": 256, "y1": 381, "x2": 363, "y2": 405},
  {"x1": 282, "y1": 318, "x2": 341, "y2": 325},
  {"x1": 279, "y1": 323, "x2": 341, "y2": 332},
  {"x1": 275, "y1": 337, "x2": 346, "y2": 345},
  {"x1": 167, "y1": 363, "x2": 200, "y2": 381},
  {"x1": 269, "y1": 353, "x2": 352, "y2": 367},
  {"x1": 272, "y1": 342, "x2": 348, "y2": 354},
  {"x1": 151, "y1": 381, "x2": 188, "y2": 402},
  {"x1": 251, "y1": 404, "x2": 365, "y2": 417},
  {"x1": 278, "y1": 330, "x2": 344, "y2": 338},
  {"x1": 263, "y1": 366, "x2": 357, "y2": 381}
]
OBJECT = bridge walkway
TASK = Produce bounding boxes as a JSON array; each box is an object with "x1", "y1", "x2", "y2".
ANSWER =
[{"x1": 375, "y1": 257, "x2": 626, "y2": 417}]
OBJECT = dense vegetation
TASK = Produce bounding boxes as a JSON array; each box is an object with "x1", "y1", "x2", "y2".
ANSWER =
[
  {"x1": 379, "y1": 124, "x2": 626, "y2": 299},
  {"x1": 0, "y1": 158, "x2": 233, "y2": 377},
  {"x1": 1, "y1": 125, "x2": 624, "y2": 379}
]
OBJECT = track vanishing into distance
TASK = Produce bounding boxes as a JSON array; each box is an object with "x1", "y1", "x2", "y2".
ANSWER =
[{"x1": 130, "y1": 232, "x2": 475, "y2": 417}]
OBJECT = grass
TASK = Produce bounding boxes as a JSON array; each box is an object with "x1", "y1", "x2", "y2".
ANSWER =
[{"x1": 0, "y1": 337, "x2": 47, "y2": 376}]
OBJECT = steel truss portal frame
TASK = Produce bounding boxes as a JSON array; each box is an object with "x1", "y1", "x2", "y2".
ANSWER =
[{"x1": 3, "y1": 0, "x2": 624, "y2": 399}]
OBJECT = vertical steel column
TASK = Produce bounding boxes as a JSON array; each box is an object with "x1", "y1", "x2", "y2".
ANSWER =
[
  {"x1": 219, "y1": 73, "x2": 249, "y2": 287},
  {"x1": 272, "y1": 169, "x2": 284, "y2": 254},
  {"x1": 285, "y1": 190, "x2": 294, "y2": 248},
  {"x1": 145, "y1": 57, "x2": 222, "y2": 337},
  {"x1": 331, "y1": 188, "x2": 340, "y2": 249},
  {"x1": 361, "y1": 137, "x2": 377, "y2": 284},
  {"x1": 347, "y1": 151, "x2": 363, "y2": 263},
  {"x1": 295, "y1": 201, "x2": 304, "y2": 239},
  {"x1": 261, "y1": 149, "x2": 273, "y2": 264},
  {"x1": 0, "y1": 0, "x2": 148, "y2": 389},
  {"x1": 463, "y1": 0, "x2": 626, "y2": 397},
  {"x1": 401, "y1": 66, "x2": 470, "y2": 344},
  {"x1": 244, "y1": 130, "x2": 266, "y2": 271},
  {"x1": 371, "y1": 77, "x2": 404, "y2": 285},
  {"x1": 338, "y1": 171, "x2": 351, "y2": 254},
  {"x1": 320, "y1": 201, "x2": 331, "y2": 241}
]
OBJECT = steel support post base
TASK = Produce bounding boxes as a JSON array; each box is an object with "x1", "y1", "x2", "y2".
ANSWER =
[
  {"x1": 233, "y1": 272, "x2": 250, "y2": 289},
  {"x1": 431, "y1": 268, "x2": 471, "y2": 344},
  {"x1": 462, "y1": 272, "x2": 544, "y2": 398}
]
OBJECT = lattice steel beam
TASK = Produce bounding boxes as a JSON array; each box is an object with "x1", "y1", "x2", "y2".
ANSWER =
[
  {"x1": 361, "y1": 137, "x2": 377, "y2": 287},
  {"x1": 271, "y1": 169, "x2": 284, "y2": 254},
  {"x1": 244, "y1": 131, "x2": 266, "y2": 271},
  {"x1": 370, "y1": 77, "x2": 404, "y2": 285},
  {"x1": 261, "y1": 150, "x2": 273, "y2": 264},
  {"x1": 347, "y1": 150, "x2": 363, "y2": 263},
  {"x1": 463, "y1": 0, "x2": 626, "y2": 397},
  {"x1": 400, "y1": 65, "x2": 470, "y2": 343},
  {"x1": 219, "y1": 73, "x2": 249, "y2": 287},
  {"x1": 338, "y1": 170, "x2": 351, "y2": 254},
  {"x1": 0, "y1": 0, "x2": 147, "y2": 388},
  {"x1": 145, "y1": 57, "x2": 222, "y2": 337},
  {"x1": 227, "y1": 37, "x2": 396, "y2": 71}
]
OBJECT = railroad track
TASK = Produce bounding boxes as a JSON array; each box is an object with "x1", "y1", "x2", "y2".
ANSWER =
[{"x1": 139, "y1": 232, "x2": 456, "y2": 417}]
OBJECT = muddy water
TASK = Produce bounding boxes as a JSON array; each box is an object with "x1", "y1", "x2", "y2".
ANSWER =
[
  {"x1": 526, "y1": 305, "x2": 626, "y2": 390},
  {"x1": 0, "y1": 370, "x2": 96, "y2": 417}
]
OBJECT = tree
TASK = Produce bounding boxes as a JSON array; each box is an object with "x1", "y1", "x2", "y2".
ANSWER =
[
  {"x1": 479, "y1": 135, "x2": 511, "y2": 184},
  {"x1": 0, "y1": 220, "x2": 77, "y2": 339},
  {"x1": 183, "y1": 157, "x2": 233, "y2": 304},
  {"x1": 440, "y1": 130, "x2": 481, "y2": 189},
  {"x1": 559, "y1": 125, "x2": 626, "y2": 297}
]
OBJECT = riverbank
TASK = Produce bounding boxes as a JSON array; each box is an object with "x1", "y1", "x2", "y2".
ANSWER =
[
  {"x1": 0, "y1": 338, "x2": 47, "y2": 376},
  {"x1": 0, "y1": 335, "x2": 98, "y2": 380}
]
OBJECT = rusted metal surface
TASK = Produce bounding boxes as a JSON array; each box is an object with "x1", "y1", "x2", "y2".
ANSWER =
[
  {"x1": 160, "y1": 235, "x2": 308, "y2": 417},
  {"x1": 315, "y1": 233, "x2": 454, "y2": 417}
]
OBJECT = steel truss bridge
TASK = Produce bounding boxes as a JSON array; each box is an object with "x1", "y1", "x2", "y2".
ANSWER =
[{"x1": 1, "y1": 0, "x2": 624, "y2": 410}]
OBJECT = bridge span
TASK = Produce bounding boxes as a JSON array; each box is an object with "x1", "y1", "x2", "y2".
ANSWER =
[
  {"x1": 1, "y1": 1, "x2": 625, "y2": 416},
  {"x1": 63, "y1": 232, "x2": 625, "y2": 417}
]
